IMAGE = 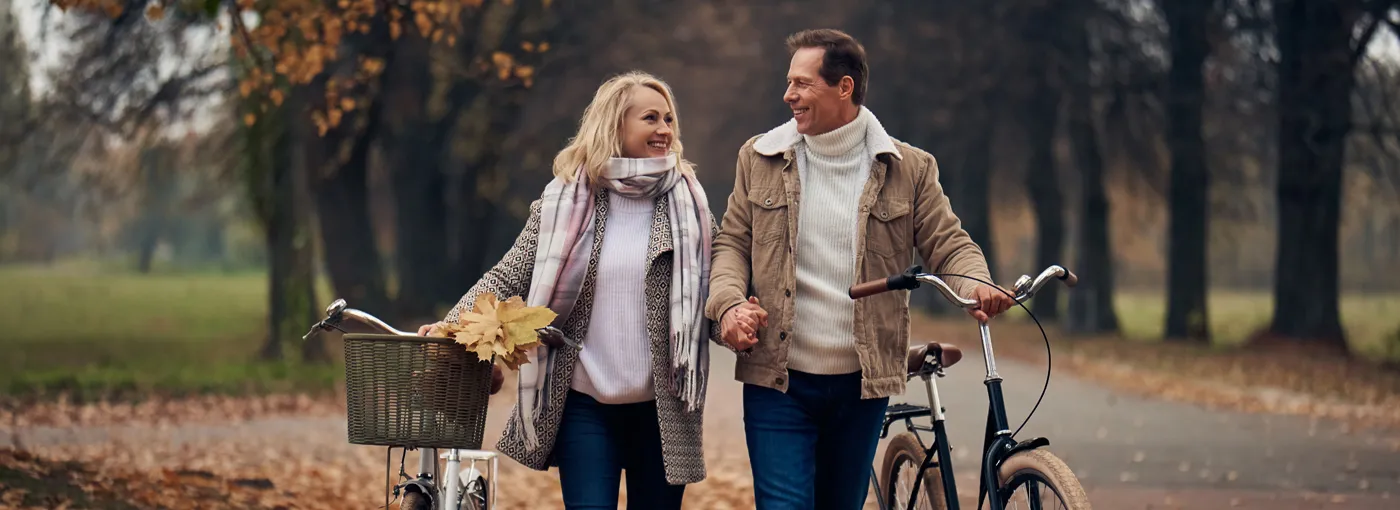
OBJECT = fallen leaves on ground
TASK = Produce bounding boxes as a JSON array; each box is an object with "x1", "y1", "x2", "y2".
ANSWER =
[
  {"x1": 1, "y1": 393, "x2": 343, "y2": 429},
  {"x1": 912, "y1": 315, "x2": 1400, "y2": 433},
  {"x1": 1, "y1": 378, "x2": 764, "y2": 510}
]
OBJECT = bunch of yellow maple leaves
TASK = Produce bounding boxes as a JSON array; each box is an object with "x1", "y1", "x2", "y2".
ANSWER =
[{"x1": 423, "y1": 293, "x2": 556, "y2": 371}]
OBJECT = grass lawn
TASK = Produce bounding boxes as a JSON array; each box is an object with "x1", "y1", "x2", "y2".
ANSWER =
[
  {"x1": 1110, "y1": 289, "x2": 1400, "y2": 361},
  {"x1": 0, "y1": 260, "x2": 342, "y2": 402}
]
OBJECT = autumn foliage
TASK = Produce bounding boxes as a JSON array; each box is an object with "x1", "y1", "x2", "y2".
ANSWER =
[
  {"x1": 45, "y1": 0, "x2": 543, "y2": 133},
  {"x1": 427, "y1": 292, "x2": 556, "y2": 370}
]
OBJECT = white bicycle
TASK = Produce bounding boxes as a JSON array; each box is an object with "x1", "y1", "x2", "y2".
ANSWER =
[{"x1": 305, "y1": 299, "x2": 518, "y2": 510}]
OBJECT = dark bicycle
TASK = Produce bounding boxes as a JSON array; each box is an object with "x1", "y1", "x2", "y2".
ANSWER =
[{"x1": 850, "y1": 265, "x2": 1091, "y2": 510}]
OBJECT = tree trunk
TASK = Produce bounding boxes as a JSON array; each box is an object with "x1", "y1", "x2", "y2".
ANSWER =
[
  {"x1": 1024, "y1": 66, "x2": 1065, "y2": 321},
  {"x1": 312, "y1": 89, "x2": 390, "y2": 317},
  {"x1": 1267, "y1": 0, "x2": 1354, "y2": 350},
  {"x1": 1064, "y1": 17, "x2": 1119, "y2": 335},
  {"x1": 446, "y1": 0, "x2": 555, "y2": 292},
  {"x1": 252, "y1": 88, "x2": 319, "y2": 362},
  {"x1": 382, "y1": 32, "x2": 451, "y2": 323},
  {"x1": 960, "y1": 105, "x2": 997, "y2": 281},
  {"x1": 135, "y1": 145, "x2": 176, "y2": 273},
  {"x1": 1162, "y1": 0, "x2": 1212, "y2": 342},
  {"x1": 1064, "y1": 83, "x2": 1120, "y2": 334}
]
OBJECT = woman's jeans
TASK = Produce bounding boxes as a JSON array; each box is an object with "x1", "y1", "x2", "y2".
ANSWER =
[
  {"x1": 554, "y1": 390, "x2": 685, "y2": 509},
  {"x1": 744, "y1": 370, "x2": 891, "y2": 510}
]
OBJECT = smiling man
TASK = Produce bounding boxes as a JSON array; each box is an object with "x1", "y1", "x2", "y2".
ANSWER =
[{"x1": 705, "y1": 29, "x2": 1014, "y2": 509}]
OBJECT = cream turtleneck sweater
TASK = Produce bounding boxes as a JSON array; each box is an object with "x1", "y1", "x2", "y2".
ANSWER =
[{"x1": 789, "y1": 108, "x2": 873, "y2": 375}]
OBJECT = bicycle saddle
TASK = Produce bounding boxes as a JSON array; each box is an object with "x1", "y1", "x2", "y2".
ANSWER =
[{"x1": 906, "y1": 342, "x2": 962, "y2": 375}]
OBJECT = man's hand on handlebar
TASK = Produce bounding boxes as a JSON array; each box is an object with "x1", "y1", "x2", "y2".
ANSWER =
[
  {"x1": 967, "y1": 284, "x2": 1016, "y2": 323},
  {"x1": 721, "y1": 297, "x2": 767, "y2": 351}
]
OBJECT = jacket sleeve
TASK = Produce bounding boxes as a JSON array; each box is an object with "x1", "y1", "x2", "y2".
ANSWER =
[
  {"x1": 705, "y1": 141, "x2": 756, "y2": 325},
  {"x1": 444, "y1": 200, "x2": 542, "y2": 323},
  {"x1": 912, "y1": 154, "x2": 993, "y2": 298}
]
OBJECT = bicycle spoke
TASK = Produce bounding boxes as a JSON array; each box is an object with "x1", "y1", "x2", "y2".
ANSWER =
[{"x1": 1002, "y1": 476, "x2": 1066, "y2": 510}]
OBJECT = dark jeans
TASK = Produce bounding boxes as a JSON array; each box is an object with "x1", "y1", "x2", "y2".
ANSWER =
[
  {"x1": 554, "y1": 390, "x2": 685, "y2": 509},
  {"x1": 744, "y1": 370, "x2": 891, "y2": 510}
]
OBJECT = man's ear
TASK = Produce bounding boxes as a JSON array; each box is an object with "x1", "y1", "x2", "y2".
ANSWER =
[{"x1": 839, "y1": 76, "x2": 855, "y2": 100}]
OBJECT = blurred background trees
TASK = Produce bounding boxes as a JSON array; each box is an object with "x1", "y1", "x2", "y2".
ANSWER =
[{"x1": 3, "y1": 0, "x2": 1400, "y2": 384}]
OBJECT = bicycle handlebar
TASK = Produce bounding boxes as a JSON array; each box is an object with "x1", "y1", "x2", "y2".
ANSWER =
[{"x1": 848, "y1": 265, "x2": 1078, "y2": 305}]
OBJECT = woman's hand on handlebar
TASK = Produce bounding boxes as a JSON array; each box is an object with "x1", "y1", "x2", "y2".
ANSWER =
[
  {"x1": 967, "y1": 284, "x2": 1015, "y2": 323},
  {"x1": 417, "y1": 324, "x2": 436, "y2": 336}
]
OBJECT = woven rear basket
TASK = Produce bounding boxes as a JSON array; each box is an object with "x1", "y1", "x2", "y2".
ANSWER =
[{"x1": 342, "y1": 333, "x2": 493, "y2": 450}]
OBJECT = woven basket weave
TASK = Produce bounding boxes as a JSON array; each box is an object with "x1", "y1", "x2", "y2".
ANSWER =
[{"x1": 342, "y1": 333, "x2": 493, "y2": 450}]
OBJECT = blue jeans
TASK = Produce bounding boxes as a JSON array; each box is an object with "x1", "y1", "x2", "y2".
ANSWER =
[
  {"x1": 744, "y1": 370, "x2": 891, "y2": 510},
  {"x1": 554, "y1": 390, "x2": 685, "y2": 509}
]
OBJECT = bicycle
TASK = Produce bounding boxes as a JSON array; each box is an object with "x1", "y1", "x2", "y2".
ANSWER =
[
  {"x1": 849, "y1": 264, "x2": 1091, "y2": 510},
  {"x1": 304, "y1": 299, "x2": 525, "y2": 510}
]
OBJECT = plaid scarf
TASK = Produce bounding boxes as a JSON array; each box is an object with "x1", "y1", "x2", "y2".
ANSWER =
[{"x1": 515, "y1": 154, "x2": 713, "y2": 451}]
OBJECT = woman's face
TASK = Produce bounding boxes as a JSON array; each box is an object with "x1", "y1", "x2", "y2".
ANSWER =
[{"x1": 619, "y1": 86, "x2": 675, "y2": 159}]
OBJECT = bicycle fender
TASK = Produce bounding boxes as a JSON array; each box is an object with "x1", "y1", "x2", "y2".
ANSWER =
[
  {"x1": 400, "y1": 479, "x2": 436, "y2": 499},
  {"x1": 980, "y1": 437, "x2": 1051, "y2": 508},
  {"x1": 1001, "y1": 436, "x2": 1050, "y2": 463}
]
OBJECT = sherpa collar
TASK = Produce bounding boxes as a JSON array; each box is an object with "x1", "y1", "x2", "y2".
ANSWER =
[{"x1": 752, "y1": 105, "x2": 903, "y2": 160}]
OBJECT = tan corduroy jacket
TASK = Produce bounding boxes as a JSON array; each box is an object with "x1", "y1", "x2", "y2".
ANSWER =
[{"x1": 705, "y1": 113, "x2": 993, "y2": 399}]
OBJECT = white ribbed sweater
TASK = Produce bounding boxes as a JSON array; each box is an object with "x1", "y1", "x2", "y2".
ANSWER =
[
  {"x1": 570, "y1": 192, "x2": 656, "y2": 404},
  {"x1": 789, "y1": 109, "x2": 873, "y2": 375}
]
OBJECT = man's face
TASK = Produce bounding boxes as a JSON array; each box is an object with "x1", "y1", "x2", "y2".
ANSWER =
[{"x1": 785, "y1": 47, "x2": 850, "y2": 135}]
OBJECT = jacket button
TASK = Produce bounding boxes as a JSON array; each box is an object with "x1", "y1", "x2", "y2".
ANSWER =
[
  {"x1": 765, "y1": 198, "x2": 773, "y2": 206},
  {"x1": 779, "y1": 331, "x2": 787, "y2": 340},
  {"x1": 880, "y1": 211, "x2": 888, "y2": 219},
  {"x1": 775, "y1": 377, "x2": 785, "y2": 385},
  {"x1": 785, "y1": 289, "x2": 791, "y2": 297}
]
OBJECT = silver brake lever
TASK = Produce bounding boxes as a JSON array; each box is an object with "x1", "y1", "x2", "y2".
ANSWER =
[{"x1": 537, "y1": 326, "x2": 581, "y2": 350}]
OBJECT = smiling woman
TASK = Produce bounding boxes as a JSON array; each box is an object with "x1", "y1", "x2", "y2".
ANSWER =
[{"x1": 417, "y1": 70, "x2": 718, "y2": 509}]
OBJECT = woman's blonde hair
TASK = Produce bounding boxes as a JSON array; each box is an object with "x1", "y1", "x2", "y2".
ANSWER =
[{"x1": 552, "y1": 71, "x2": 695, "y2": 183}]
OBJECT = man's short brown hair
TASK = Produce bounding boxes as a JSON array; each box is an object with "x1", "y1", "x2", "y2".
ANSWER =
[{"x1": 786, "y1": 28, "x2": 869, "y2": 105}]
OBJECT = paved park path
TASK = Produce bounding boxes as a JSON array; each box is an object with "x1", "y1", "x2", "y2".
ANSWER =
[{"x1": 5, "y1": 336, "x2": 1398, "y2": 509}]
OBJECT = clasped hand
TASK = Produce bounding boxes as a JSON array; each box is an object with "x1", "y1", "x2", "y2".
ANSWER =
[{"x1": 720, "y1": 296, "x2": 767, "y2": 351}]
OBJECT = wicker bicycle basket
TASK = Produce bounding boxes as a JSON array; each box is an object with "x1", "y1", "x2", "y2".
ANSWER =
[{"x1": 342, "y1": 333, "x2": 494, "y2": 450}]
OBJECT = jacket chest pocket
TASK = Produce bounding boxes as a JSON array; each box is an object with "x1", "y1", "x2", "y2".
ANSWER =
[
  {"x1": 747, "y1": 187, "x2": 789, "y2": 244},
  {"x1": 866, "y1": 197, "x2": 912, "y2": 259}
]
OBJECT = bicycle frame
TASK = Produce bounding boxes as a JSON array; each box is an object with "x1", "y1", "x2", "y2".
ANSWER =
[{"x1": 400, "y1": 447, "x2": 497, "y2": 510}]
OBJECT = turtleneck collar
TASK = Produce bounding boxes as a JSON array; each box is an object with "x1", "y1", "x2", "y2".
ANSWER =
[{"x1": 802, "y1": 107, "x2": 869, "y2": 157}]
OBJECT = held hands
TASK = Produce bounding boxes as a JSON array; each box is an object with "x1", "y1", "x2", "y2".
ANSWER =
[
  {"x1": 720, "y1": 296, "x2": 768, "y2": 351},
  {"x1": 967, "y1": 284, "x2": 1016, "y2": 323}
]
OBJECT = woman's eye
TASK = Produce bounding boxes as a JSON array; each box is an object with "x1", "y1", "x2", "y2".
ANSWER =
[{"x1": 644, "y1": 114, "x2": 656, "y2": 121}]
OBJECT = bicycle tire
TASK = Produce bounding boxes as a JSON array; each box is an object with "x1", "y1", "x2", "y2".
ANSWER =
[
  {"x1": 399, "y1": 490, "x2": 432, "y2": 510},
  {"x1": 992, "y1": 449, "x2": 1091, "y2": 510},
  {"x1": 879, "y1": 432, "x2": 948, "y2": 510}
]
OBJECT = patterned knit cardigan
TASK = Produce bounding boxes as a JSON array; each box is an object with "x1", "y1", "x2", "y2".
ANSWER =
[{"x1": 444, "y1": 187, "x2": 718, "y2": 485}]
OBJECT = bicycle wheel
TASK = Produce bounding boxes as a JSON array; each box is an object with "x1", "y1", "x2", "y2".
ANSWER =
[
  {"x1": 879, "y1": 432, "x2": 948, "y2": 510},
  {"x1": 993, "y1": 449, "x2": 1091, "y2": 509},
  {"x1": 399, "y1": 490, "x2": 431, "y2": 510}
]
